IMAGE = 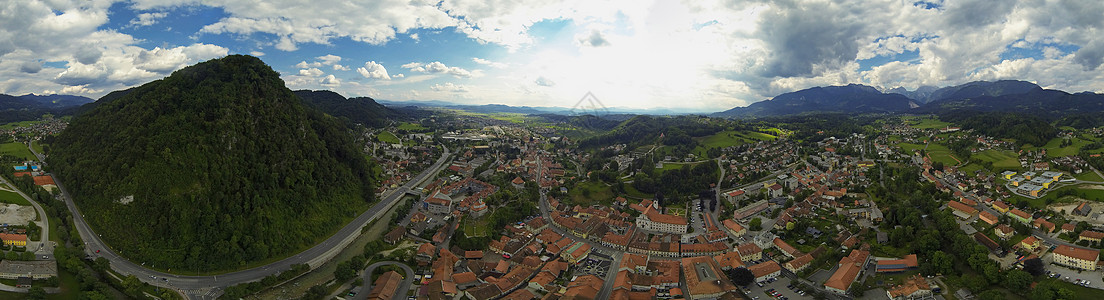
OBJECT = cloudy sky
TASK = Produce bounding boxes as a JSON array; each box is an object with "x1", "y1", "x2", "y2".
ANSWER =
[{"x1": 2, "y1": 0, "x2": 1103, "y2": 112}]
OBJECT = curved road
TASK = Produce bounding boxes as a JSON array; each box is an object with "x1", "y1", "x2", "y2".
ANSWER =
[
  {"x1": 351, "y1": 261, "x2": 414, "y2": 300},
  {"x1": 54, "y1": 146, "x2": 450, "y2": 299},
  {"x1": 0, "y1": 174, "x2": 51, "y2": 258}
]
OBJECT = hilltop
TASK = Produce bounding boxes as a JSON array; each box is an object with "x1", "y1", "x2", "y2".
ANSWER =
[{"x1": 49, "y1": 55, "x2": 377, "y2": 271}]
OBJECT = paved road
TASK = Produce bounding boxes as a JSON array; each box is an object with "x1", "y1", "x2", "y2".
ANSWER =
[
  {"x1": 0, "y1": 171, "x2": 52, "y2": 259},
  {"x1": 351, "y1": 261, "x2": 415, "y2": 300},
  {"x1": 53, "y1": 146, "x2": 451, "y2": 299}
]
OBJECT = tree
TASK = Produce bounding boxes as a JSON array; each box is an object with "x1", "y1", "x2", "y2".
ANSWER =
[
  {"x1": 27, "y1": 287, "x2": 46, "y2": 300},
  {"x1": 977, "y1": 290, "x2": 1005, "y2": 300},
  {"x1": 930, "y1": 251, "x2": 955, "y2": 275},
  {"x1": 749, "y1": 218, "x2": 763, "y2": 231},
  {"x1": 726, "y1": 267, "x2": 755, "y2": 286},
  {"x1": 1023, "y1": 258, "x2": 1045, "y2": 276},
  {"x1": 1003, "y1": 269, "x2": 1033, "y2": 291}
]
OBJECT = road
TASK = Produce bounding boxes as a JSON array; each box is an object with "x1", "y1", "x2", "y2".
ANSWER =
[
  {"x1": 0, "y1": 174, "x2": 52, "y2": 259},
  {"x1": 53, "y1": 146, "x2": 451, "y2": 299},
  {"x1": 351, "y1": 261, "x2": 415, "y2": 300}
]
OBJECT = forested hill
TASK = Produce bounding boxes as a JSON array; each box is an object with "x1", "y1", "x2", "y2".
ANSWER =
[
  {"x1": 50, "y1": 55, "x2": 377, "y2": 271},
  {"x1": 293, "y1": 90, "x2": 398, "y2": 128},
  {"x1": 0, "y1": 93, "x2": 93, "y2": 123}
]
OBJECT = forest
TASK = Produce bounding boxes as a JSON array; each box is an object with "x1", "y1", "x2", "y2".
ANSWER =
[
  {"x1": 50, "y1": 55, "x2": 378, "y2": 272},
  {"x1": 939, "y1": 110, "x2": 1056, "y2": 146}
]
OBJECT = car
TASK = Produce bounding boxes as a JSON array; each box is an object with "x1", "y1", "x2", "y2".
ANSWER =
[{"x1": 95, "y1": 250, "x2": 100, "y2": 253}]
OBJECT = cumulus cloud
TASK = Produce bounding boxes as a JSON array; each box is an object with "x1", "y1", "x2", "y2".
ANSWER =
[
  {"x1": 20, "y1": 61, "x2": 43, "y2": 74},
  {"x1": 299, "y1": 68, "x2": 324, "y2": 77},
  {"x1": 356, "y1": 61, "x2": 391, "y2": 80},
  {"x1": 321, "y1": 74, "x2": 340, "y2": 86},
  {"x1": 403, "y1": 61, "x2": 475, "y2": 78},
  {"x1": 130, "y1": 12, "x2": 168, "y2": 27},
  {"x1": 430, "y1": 82, "x2": 467, "y2": 92},
  {"x1": 472, "y1": 58, "x2": 507, "y2": 68}
]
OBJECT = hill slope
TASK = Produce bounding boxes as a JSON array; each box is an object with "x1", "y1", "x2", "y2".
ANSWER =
[
  {"x1": 50, "y1": 55, "x2": 376, "y2": 271},
  {"x1": 713, "y1": 84, "x2": 915, "y2": 118},
  {"x1": 0, "y1": 93, "x2": 94, "y2": 123},
  {"x1": 293, "y1": 90, "x2": 398, "y2": 128}
]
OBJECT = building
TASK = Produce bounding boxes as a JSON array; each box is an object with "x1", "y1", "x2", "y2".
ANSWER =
[
  {"x1": 424, "y1": 191, "x2": 453, "y2": 214},
  {"x1": 1074, "y1": 202, "x2": 1092, "y2": 216},
  {"x1": 681, "y1": 256, "x2": 736, "y2": 299},
  {"x1": 1008, "y1": 208, "x2": 1031, "y2": 224},
  {"x1": 748, "y1": 260, "x2": 782, "y2": 282},
  {"x1": 947, "y1": 201, "x2": 978, "y2": 219},
  {"x1": 733, "y1": 200, "x2": 769, "y2": 220},
  {"x1": 978, "y1": 211, "x2": 999, "y2": 225},
  {"x1": 1081, "y1": 231, "x2": 1104, "y2": 244},
  {"x1": 784, "y1": 253, "x2": 814, "y2": 274},
  {"x1": 824, "y1": 249, "x2": 870, "y2": 294},
  {"x1": 886, "y1": 274, "x2": 933, "y2": 300},
  {"x1": 724, "y1": 189, "x2": 747, "y2": 202},
  {"x1": 772, "y1": 238, "x2": 800, "y2": 259},
  {"x1": 876, "y1": 254, "x2": 919, "y2": 273},
  {"x1": 1001, "y1": 171, "x2": 1017, "y2": 179},
  {"x1": 1020, "y1": 236, "x2": 1041, "y2": 252},
  {"x1": 0, "y1": 233, "x2": 27, "y2": 247},
  {"x1": 736, "y1": 243, "x2": 763, "y2": 261},
  {"x1": 1052, "y1": 245, "x2": 1100, "y2": 271},
  {"x1": 722, "y1": 219, "x2": 746, "y2": 237},
  {"x1": 636, "y1": 206, "x2": 688, "y2": 234},
  {"x1": 995, "y1": 225, "x2": 1015, "y2": 240},
  {"x1": 992, "y1": 201, "x2": 1011, "y2": 214},
  {"x1": 0, "y1": 261, "x2": 57, "y2": 280},
  {"x1": 1033, "y1": 217, "x2": 1056, "y2": 233}
]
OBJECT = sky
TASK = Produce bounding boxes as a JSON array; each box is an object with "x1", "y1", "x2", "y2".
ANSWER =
[{"x1": 2, "y1": 0, "x2": 1103, "y2": 112}]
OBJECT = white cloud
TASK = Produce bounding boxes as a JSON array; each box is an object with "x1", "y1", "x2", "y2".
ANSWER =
[
  {"x1": 356, "y1": 61, "x2": 391, "y2": 80},
  {"x1": 317, "y1": 54, "x2": 342, "y2": 65},
  {"x1": 321, "y1": 74, "x2": 340, "y2": 86},
  {"x1": 472, "y1": 58, "x2": 507, "y2": 68},
  {"x1": 534, "y1": 76, "x2": 555, "y2": 87},
  {"x1": 130, "y1": 12, "x2": 168, "y2": 27},
  {"x1": 393, "y1": 73, "x2": 405, "y2": 78},
  {"x1": 333, "y1": 64, "x2": 349, "y2": 71},
  {"x1": 575, "y1": 28, "x2": 611, "y2": 47},
  {"x1": 299, "y1": 68, "x2": 324, "y2": 77},
  {"x1": 250, "y1": 51, "x2": 265, "y2": 56},
  {"x1": 430, "y1": 82, "x2": 468, "y2": 92},
  {"x1": 403, "y1": 61, "x2": 475, "y2": 78}
]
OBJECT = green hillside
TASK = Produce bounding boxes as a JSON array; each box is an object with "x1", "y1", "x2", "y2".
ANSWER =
[{"x1": 50, "y1": 55, "x2": 377, "y2": 272}]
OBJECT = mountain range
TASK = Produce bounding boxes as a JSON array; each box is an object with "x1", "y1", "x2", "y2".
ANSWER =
[
  {"x1": 712, "y1": 80, "x2": 1104, "y2": 119},
  {"x1": 0, "y1": 93, "x2": 94, "y2": 123}
]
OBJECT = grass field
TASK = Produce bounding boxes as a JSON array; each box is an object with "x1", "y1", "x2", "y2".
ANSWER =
[
  {"x1": 30, "y1": 141, "x2": 45, "y2": 155},
  {"x1": 692, "y1": 130, "x2": 776, "y2": 157},
  {"x1": 958, "y1": 163, "x2": 985, "y2": 175},
  {"x1": 1026, "y1": 137, "x2": 1093, "y2": 157},
  {"x1": 1074, "y1": 171, "x2": 1104, "y2": 182},
  {"x1": 0, "y1": 190, "x2": 32, "y2": 206},
  {"x1": 904, "y1": 116, "x2": 952, "y2": 129},
  {"x1": 396, "y1": 122, "x2": 427, "y2": 132},
  {"x1": 898, "y1": 142, "x2": 925, "y2": 153},
  {"x1": 377, "y1": 131, "x2": 400, "y2": 144},
  {"x1": 974, "y1": 149, "x2": 1021, "y2": 169},
  {"x1": 567, "y1": 181, "x2": 615, "y2": 206},
  {"x1": 460, "y1": 216, "x2": 491, "y2": 237},
  {"x1": 1016, "y1": 185, "x2": 1104, "y2": 209},
  {"x1": 0, "y1": 142, "x2": 34, "y2": 161},
  {"x1": 0, "y1": 120, "x2": 41, "y2": 130}
]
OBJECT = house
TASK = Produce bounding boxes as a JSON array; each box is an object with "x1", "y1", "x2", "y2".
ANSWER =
[
  {"x1": 992, "y1": 201, "x2": 1011, "y2": 214},
  {"x1": 773, "y1": 238, "x2": 801, "y2": 259},
  {"x1": 1078, "y1": 231, "x2": 1104, "y2": 244},
  {"x1": 995, "y1": 225, "x2": 1015, "y2": 240},
  {"x1": 767, "y1": 183, "x2": 784, "y2": 198},
  {"x1": 1052, "y1": 245, "x2": 1100, "y2": 271},
  {"x1": 978, "y1": 211, "x2": 999, "y2": 225},
  {"x1": 1033, "y1": 218, "x2": 1056, "y2": 233},
  {"x1": 749, "y1": 260, "x2": 782, "y2": 282},
  {"x1": 0, "y1": 233, "x2": 27, "y2": 247},
  {"x1": 784, "y1": 253, "x2": 814, "y2": 274},
  {"x1": 383, "y1": 226, "x2": 406, "y2": 244},
  {"x1": 724, "y1": 189, "x2": 747, "y2": 202},
  {"x1": 876, "y1": 254, "x2": 919, "y2": 273},
  {"x1": 975, "y1": 232, "x2": 1003, "y2": 254},
  {"x1": 1020, "y1": 236, "x2": 1041, "y2": 252},
  {"x1": 424, "y1": 191, "x2": 453, "y2": 214},
  {"x1": 1008, "y1": 209, "x2": 1031, "y2": 224},
  {"x1": 1001, "y1": 171, "x2": 1017, "y2": 180},
  {"x1": 886, "y1": 274, "x2": 933, "y2": 300},
  {"x1": 824, "y1": 249, "x2": 870, "y2": 294},
  {"x1": 736, "y1": 243, "x2": 763, "y2": 261}
]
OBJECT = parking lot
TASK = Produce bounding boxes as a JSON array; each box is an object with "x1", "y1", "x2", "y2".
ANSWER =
[
  {"x1": 742, "y1": 276, "x2": 812, "y2": 300},
  {"x1": 1043, "y1": 254, "x2": 1104, "y2": 290}
]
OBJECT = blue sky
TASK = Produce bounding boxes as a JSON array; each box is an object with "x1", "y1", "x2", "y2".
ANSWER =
[{"x1": 2, "y1": 0, "x2": 1103, "y2": 112}]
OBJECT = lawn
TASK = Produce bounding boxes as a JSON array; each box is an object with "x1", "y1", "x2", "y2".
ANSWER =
[
  {"x1": 377, "y1": 131, "x2": 400, "y2": 144},
  {"x1": 0, "y1": 120, "x2": 41, "y2": 130},
  {"x1": 30, "y1": 141, "x2": 45, "y2": 155},
  {"x1": 623, "y1": 184, "x2": 652, "y2": 199},
  {"x1": 1074, "y1": 171, "x2": 1104, "y2": 182},
  {"x1": 692, "y1": 130, "x2": 776, "y2": 157},
  {"x1": 0, "y1": 190, "x2": 32, "y2": 206},
  {"x1": 395, "y1": 122, "x2": 427, "y2": 132},
  {"x1": 975, "y1": 149, "x2": 1021, "y2": 169},
  {"x1": 0, "y1": 142, "x2": 34, "y2": 161},
  {"x1": 567, "y1": 181, "x2": 615, "y2": 206},
  {"x1": 905, "y1": 116, "x2": 952, "y2": 129},
  {"x1": 1013, "y1": 185, "x2": 1104, "y2": 209},
  {"x1": 898, "y1": 142, "x2": 925, "y2": 153},
  {"x1": 460, "y1": 217, "x2": 491, "y2": 237},
  {"x1": 1038, "y1": 278, "x2": 1101, "y2": 300},
  {"x1": 1026, "y1": 137, "x2": 1093, "y2": 158},
  {"x1": 958, "y1": 163, "x2": 986, "y2": 175}
]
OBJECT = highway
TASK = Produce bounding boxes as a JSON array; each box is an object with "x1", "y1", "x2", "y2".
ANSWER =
[{"x1": 53, "y1": 146, "x2": 451, "y2": 299}]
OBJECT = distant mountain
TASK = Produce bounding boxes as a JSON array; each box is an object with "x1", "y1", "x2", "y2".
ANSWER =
[
  {"x1": 293, "y1": 90, "x2": 398, "y2": 128},
  {"x1": 886, "y1": 85, "x2": 938, "y2": 103},
  {"x1": 0, "y1": 93, "x2": 94, "y2": 123},
  {"x1": 712, "y1": 84, "x2": 916, "y2": 118},
  {"x1": 924, "y1": 80, "x2": 1042, "y2": 103},
  {"x1": 51, "y1": 55, "x2": 377, "y2": 271},
  {"x1": 920, "y1": 86, "x2": 1104, "y2": 117}
]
